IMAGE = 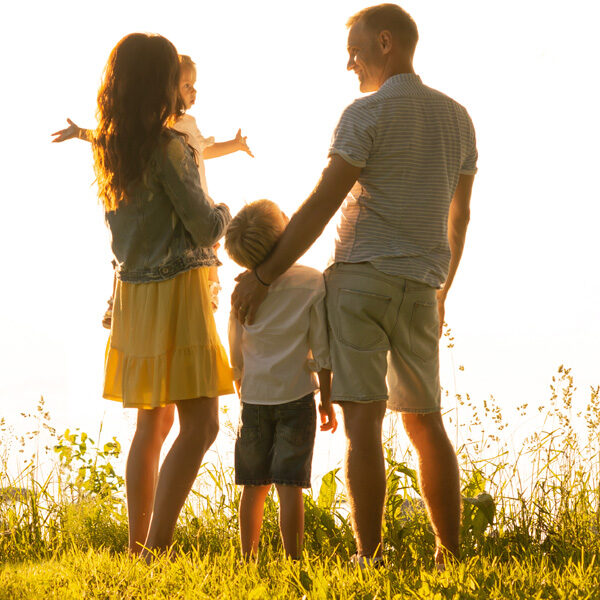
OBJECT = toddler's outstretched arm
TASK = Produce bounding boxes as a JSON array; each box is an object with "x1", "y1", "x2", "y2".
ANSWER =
[
  {"x1": 51, "y1": 119, "x2": 91, "y2": 143},
  {"x1": 203, "y1": 128, "x2": 254, "y2": 159},
  {"x1": 317, "y1": 369, "x2": 337, "y2": 433}
]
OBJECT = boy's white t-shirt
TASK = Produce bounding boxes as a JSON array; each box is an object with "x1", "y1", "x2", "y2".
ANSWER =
[
  {"x1": 228, "y1": 265, "x2": 331, "y2": 405},
  {"x1": 172, "y1": 114, "x2": 214, "y2": 196}
]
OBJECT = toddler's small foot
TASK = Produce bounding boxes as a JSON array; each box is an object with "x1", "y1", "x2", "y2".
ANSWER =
[{"x1": 102, "y1": 297, "x2": 113, "y2": 330}]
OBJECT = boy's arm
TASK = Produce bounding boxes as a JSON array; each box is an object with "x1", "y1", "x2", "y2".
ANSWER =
[
  {"x1": 317, "y1": 369, "x2": 336, "y2": 432},
  {"x1": 308, "y1": 285, "x2": 336, "y2": 432},
  {"x1": 437, "y1": 173, "x2": 475, "y2": 336},
  {"x1": 228, "y1": 312, "x2": 244, "y2": 397},
  {"x1": 203, "y1": 129, "x2": 254, "y2": 159},
  {"x1": 51, "y1": 119, "x2": 92, "y2": 143}
]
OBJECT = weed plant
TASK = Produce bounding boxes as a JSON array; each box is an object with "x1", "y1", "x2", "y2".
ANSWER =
[{"x1": 0, "y1": 366, "x2": 598, "y2": 598}]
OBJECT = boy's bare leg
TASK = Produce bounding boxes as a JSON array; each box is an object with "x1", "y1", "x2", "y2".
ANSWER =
[
  {"x1": 239, "y1": 485, "x2": 271, "y2": 558},
  {"x1": 340, "y1": 401, "x2": 387, "y2": 558},
  {"x1": 402, "y1": 411, "x2": 461, "y2": 564},
  {"x1": 275, "y1": 484, "x2": 304, "y2": 559},
  {"x1": 143, "y1": 397, "x2": 219, "y2": 556},
  {"x1": 125, "y1": 405, "x2": 175, "y2": 554}
]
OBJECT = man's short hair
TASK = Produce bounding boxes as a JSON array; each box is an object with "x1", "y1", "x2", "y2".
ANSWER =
[
  {"x1": 225, "y1": 199, "x2": 285, "y2": 270},
  {"x1": 347, "y1": 4, "x2": 418, "y2": 52}
]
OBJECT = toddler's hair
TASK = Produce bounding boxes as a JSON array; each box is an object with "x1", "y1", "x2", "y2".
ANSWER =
[
  {"x1": 225, "y1": 200, "x2": 286, "y2": 269},
  {"x1": 179, "y1": 54, "x2": 196, "y2": 71}
]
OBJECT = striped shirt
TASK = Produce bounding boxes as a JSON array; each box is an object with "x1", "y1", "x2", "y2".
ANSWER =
[{"x1": 329, "y1": 73, "x2": 477, "y2": 289}]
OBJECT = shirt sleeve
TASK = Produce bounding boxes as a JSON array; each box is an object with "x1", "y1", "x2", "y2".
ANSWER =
[
  {"x1": 328, "y1": 100, "x2": 376, "y2": 168},
  {"x1": 228, "y1": 312, "x2": 244, "y2": 381},
  {"x1": 159, "y1": 135, "x2": 231, "y2": 248},
  {"x1": 186, "y1": 116, "x2": 215, "y2": 150},
  {"x1": 197, "y1": 132, "x2": 215, "y2": 150},
  {"x1": 459, "y1": 107, "x2": 478, "y2": 175},
  {"x1": 307, "y1": 279, "x2": 332, "y2": 372}
]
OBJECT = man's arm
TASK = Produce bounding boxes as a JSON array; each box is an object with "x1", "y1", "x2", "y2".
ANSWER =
[
  {"x1": 437, "y1": 173, "x2": 475, "y2": 335},
  {"x1": 232, "y1": 155, "x2": 361, "y2": 324}
]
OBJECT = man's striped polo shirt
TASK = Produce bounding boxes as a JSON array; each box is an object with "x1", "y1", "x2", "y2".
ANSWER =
[{"x1": 329, "y1": 73, "x2": 478, "y2": 289}]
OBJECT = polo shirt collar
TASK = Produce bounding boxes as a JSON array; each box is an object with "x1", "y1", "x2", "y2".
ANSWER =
[{"x1": 380, "y1": 73, "x2": 422, "y2": 91}]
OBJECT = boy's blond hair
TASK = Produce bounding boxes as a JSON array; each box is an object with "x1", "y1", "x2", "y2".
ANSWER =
[{"x1": 225, "y1": 200, "x2": 285, "y2": 270}]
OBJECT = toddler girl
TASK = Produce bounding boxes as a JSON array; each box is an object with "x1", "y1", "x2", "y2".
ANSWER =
[{"x1": 52, "y1": 53, "x2": 253, "y2": 322}]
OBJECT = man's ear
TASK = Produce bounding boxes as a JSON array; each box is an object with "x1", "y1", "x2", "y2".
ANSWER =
[{"x1": 378, "y1": 30, "x2": 393, "y2": 54}]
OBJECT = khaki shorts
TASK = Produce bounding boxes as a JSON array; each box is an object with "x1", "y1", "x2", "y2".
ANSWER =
[{"x1": 324, "y1": 262, "x2": 441, "y2": 413}]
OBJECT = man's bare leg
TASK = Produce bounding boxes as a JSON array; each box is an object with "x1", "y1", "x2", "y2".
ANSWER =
[
  {"x1": 402, "y1": 411, "x2": 461, "y2": 564},
  {"x1": 340, "y1": 400, "x2": 387, "y2": 557}
]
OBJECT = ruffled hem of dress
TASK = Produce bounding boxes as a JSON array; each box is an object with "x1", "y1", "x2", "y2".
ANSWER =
[{"x1": 103, "y1": 342, "x2": 234, "y2": 409}]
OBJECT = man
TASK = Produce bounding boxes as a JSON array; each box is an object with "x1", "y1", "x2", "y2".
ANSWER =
[{"x1": 232, "y1": 3, "x2": 477, "y2": 568}]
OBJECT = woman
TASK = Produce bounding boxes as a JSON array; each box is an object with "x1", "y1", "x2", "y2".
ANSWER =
[{"x1": 92, "y1": 33, "x2": 233, "y2": 555}]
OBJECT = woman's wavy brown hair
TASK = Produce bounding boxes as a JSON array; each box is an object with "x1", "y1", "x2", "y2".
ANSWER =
[{"x1": 93, "y1": 33, "x2": 181, "y2": 211}]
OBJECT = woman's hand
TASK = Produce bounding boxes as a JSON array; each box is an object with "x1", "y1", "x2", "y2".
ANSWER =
[
  {"x1": 234, "y1": 129, "x2": 254, "y2": 157},
  {"x1": 51, "y1": 118, "x2": 84, "y2": 143}
]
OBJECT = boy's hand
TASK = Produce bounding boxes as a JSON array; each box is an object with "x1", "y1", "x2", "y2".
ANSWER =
[
  {"x1": 234, "y1": 380, "x2": 241, "y2": 398},
  {"x1": 235, "y1": 128, "x2": 254, "y2": 157},
  {"x1": 319, "y1": 401, "x2": 337, "y2": 433}
]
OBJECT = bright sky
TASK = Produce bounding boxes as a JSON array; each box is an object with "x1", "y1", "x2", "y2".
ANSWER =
[{"x1": 1, "y1": 0, "x2": 598, "y2": 475}]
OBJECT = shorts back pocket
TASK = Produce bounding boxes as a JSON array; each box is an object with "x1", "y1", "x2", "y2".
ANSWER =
[{"x1": 335, "y1": 288, "x2": 391, "y2": 351}]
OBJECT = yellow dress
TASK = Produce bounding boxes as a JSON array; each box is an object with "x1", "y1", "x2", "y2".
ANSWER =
[{"x1": 103, "y1": 267, "x2": 233, "y2": 409}]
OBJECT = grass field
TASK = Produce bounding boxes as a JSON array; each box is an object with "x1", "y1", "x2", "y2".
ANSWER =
[{"x1": 1, "y1": 366, "x2": 599, "y2": 598}]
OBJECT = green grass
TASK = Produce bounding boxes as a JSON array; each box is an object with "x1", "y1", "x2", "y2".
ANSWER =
[
  {"x1": 1, "y1": 550, "x2": 599, "y2": 600},
  {"x1": 1, "y1": 366, "x2": 599, "y2": 598}
]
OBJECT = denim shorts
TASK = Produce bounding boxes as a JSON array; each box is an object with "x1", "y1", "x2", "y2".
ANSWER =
[
  {"x1": 325, "y1": 262, "x2": 441, "y2": 413},
  {"x1": 235, "y1": 393, "x2": 317, "y2": 488}
]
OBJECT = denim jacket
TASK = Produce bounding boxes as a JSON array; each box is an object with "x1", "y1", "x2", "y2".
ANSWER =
[{"x1": 105, "y1": 130, "x2": 231, "y2": 283}]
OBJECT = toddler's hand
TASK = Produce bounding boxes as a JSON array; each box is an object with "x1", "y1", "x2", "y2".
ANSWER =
[
  {"x1": 51, "y1": 118, "x2": 82, "y2": 143},
  {"x1": 319, "y1": 401, "x2": 338, "y2": 433},
  {"x1": 235, "y1": 129, "x2": 254, "y2": 158}
]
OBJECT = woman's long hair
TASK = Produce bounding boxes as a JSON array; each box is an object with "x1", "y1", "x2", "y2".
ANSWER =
[{"x1": 93, "y1": 33, "x2": 181, "y2": 211}]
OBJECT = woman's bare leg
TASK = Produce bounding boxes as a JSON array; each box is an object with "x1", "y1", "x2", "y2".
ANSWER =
[
  {"x1": 125, "y1": 405, "x2": 175, "y2": 554},
  {"x1": 143, "y1": 397, "x2": 219, "y2": 554},
  {"x1": 239, "y1": 485, "x2": 271, "y2": 558}
]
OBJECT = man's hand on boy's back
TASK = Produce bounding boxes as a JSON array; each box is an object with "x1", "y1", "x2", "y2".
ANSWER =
[{"x1": 232, "y1": 270, "x2": 268, "y2": 324}]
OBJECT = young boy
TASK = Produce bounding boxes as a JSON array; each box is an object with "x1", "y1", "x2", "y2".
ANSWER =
[{"x1": 225, "y1": 199, "x2": 337, "y2": 559}]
